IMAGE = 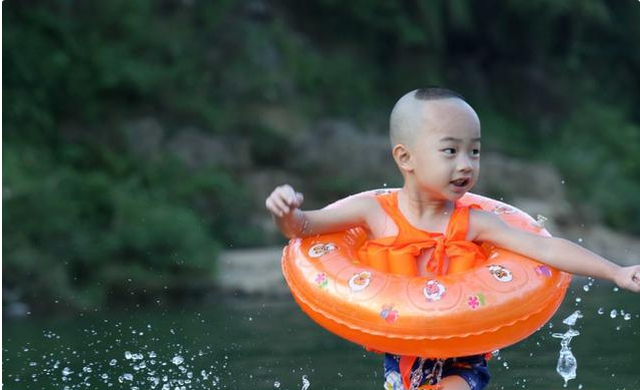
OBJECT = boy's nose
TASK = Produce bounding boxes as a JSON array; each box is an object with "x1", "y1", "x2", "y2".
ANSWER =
[{"x1": 457, "y1": 156, "x2": 473, "y2": 172}]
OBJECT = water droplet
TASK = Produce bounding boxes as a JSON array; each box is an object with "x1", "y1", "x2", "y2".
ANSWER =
[
  {"x1": 109, "y1": 359, "x2": 117, "y2": 366},
  {"x1": 577, "y1": 238, "x2": 583, "y2": 243},
  {"x1": 62, "y1": 367, "x2": 73, "y2": 376},
  {"x1": 582, "y1": 285, "x2": 590, "y2": 292},
  {"x1": 171, "y1": 356, "x2": 184, "y2": 366},
  {"x1": 624, "y1": 313, "x2": 631, "y2": 321},
  {"x1": 597, "y1": 308, "x2": 604, "y2": 315},
  {"x1": 563, "y1": 310, "x2": 583, "y2": 326},
  {"x1": 613, "y1": 287, "x2": 619, "y2": 292},
  {"x1": 610, "y1": 310, "x2": 618, "y2": 319},
  {"x1": 123, "y1": 373, "x2": 133, "y2": 381},
  {"x1": 274, "y1": 381, "x2": 281, "y2": 388},
  {"x1": 125, "y1": 351, "x2": 133, "y2": 360}
]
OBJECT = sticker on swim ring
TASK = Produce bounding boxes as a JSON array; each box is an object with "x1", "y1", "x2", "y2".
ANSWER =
[
  {"x1": 467, "y1": 293, "x2": 486, "y2": 310},
  {"x1": 488, "y1": 264, "x2": 513, "y2": 282},
  {"x1": 535, "y1": 265, "x2": 552, "y2": 278},
  {"x1": 380, "y1": 304, "x2": 399, "y2": 323},
  {"x1": 349, "y1": 271, "x2": 372, "y2": 292},
  {"x1": 493, "y1": 205, "x2": 516, "y2": 215},
  {"x1": 423, "y1": 280, "x2": 446, "y2": 302},
  {"x1": 308, "y1": 243, "x2": 337, "y2": 258},
  {"x1": 315, "y1": 273, "x2": 329, "y2": 289}
]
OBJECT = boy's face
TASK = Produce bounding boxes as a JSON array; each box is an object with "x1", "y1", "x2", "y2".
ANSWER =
[{"x1": 407, "y1": 99, "x2": 481, "y2": 201}]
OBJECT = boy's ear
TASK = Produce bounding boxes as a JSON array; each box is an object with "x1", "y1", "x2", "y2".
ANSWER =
[{"x1": 392, "y1": 144, "x2": 413, "y2": 172}]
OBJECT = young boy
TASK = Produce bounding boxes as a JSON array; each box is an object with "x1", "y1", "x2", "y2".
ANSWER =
[{"x1": 265, "y1": 88, "x2": 640, "y2": 390}]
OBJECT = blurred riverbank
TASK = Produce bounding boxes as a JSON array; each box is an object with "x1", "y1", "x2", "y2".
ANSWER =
[{"x1": 5, "y1": 0, "x2": 640, "y2": 315}]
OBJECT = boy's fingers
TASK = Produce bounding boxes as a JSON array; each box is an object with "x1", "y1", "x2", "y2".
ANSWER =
[
  {"x1": 272, "y1": 196, "x2": 290, "y2": 215},
  {"x1": 267, "y1": 196, "x2": 289, "y2": 217},
  {"x1": 284, "y1": 187, "x2": 297, "y2": 204},
  {"x1": 267, "y1": 185, "x2": 299, "y2": 216},
  {"x1": 265, "y1": 198, "x2": 283, "y2": 217}
]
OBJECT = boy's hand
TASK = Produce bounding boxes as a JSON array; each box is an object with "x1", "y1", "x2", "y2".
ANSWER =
[
  {"x1": 265, "y1": 184, "x2": 304, "y2": 217},
  {"x1": 613, "y1": 265, "x2": 640, "y2": 293}
]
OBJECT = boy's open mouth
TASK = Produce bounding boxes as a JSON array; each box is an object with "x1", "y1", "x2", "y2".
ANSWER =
[{"x1": 451, "y1": 178, "x2": 470, "y2": 188}]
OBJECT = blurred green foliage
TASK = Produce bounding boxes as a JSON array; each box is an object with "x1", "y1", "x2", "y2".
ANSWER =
[{"x1": 4, "y1": 0, "x2": 640, "y2": 312}]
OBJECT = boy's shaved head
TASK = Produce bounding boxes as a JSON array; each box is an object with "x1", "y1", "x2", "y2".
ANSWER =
[{"x1": 390, "y1": 87, "x2": 469, "y2": 147}]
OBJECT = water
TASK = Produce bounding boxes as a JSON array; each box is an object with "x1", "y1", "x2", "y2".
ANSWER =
[
  {"x1": 3, "y1": 280, "x2": 639, "y2": 389},
  {"x1": 553, "y1": 310, "x2": 583, "y2": 386}
]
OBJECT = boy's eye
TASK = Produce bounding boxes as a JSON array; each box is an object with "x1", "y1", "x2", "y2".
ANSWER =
[
  {"x1": 442, "y1": 148, "x2": 456, "y2": 155},
  {"x1": 472, "y1": 149, "x2": 481, "y2": 156}
]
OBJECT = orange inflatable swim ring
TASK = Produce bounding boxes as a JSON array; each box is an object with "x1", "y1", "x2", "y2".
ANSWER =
[{"x1": 281, "y1": 189, "x2": 571, "y2": 358}]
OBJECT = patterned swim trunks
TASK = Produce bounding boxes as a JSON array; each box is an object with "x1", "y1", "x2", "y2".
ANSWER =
[{"x1": 383, "y1": 353, "x2": 490, "y2": 390}]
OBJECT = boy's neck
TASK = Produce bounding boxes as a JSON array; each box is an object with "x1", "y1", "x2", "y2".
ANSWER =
[{"x1": 398, "y1": 185, "x2": 454, "y2": 221}]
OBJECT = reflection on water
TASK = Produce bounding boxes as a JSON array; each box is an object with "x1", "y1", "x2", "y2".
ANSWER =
[{"x1": 3, "y1": 280, "x2": 639, "y2": 389}]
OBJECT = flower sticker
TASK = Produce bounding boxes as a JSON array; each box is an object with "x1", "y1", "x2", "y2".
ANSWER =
[
  {"x1": 380, "y1": 305, "x2": 399, "y2": 323},
  {"x1": 423, "y1": 280, "x2": 446, "y2": 302},
  {"x1": 535, "y1": 265, "x2": 552, "y2": 278},
  {"x1": 468, "y1": 293, "x2": 486, "y2": 310},
  {"x1": 348, "y1": 271, "x2": 372, "y2": 292},
  {"x1": 315, "y1": 273, "x2": 328, "y2": 289},
  {"x1": 488, "y1": 264, "x2": 513, "y2": 283},
  {"x1": 308, "y1": 243, "x2": 337, "y2": 258}
]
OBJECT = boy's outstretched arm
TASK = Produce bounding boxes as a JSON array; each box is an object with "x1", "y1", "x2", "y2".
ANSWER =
[
  {"x1": 265, "y1": 184, "x2": 375, "y2": 239},
  {"x1": 470, "y1": 210, "x2": 640, "y2": 293}
]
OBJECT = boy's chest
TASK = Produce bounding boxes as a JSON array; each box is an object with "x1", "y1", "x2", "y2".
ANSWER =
[{"x1": 367, "y1": 212, "x2": 444, "y2": 277}]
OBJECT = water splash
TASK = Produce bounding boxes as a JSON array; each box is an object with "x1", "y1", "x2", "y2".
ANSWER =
[
  {"x1": 4, "y1": 323, "x2": 227, "y2": 390},
  {"x1": 552, "y1": 310, "x2": 582, "y2": 387},
  {"x1": 562, "y1": 310, "x2": 583, "y2": 326},
  {"x1": 300, "y1": 374, "x2": 310, "y2": 390}
]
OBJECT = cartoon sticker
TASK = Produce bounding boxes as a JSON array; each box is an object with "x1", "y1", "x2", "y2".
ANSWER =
[
  {"x1": 308, "y1": 243, "x2": 337, "y2": 258},
  {"x1": 380, "y1": 305, "x2": 399, "y2": 323},
  {"x1": 488, "y1": 264, "x2": 513, "y2": 283},
  {"x1": 423, "y1": 280, "x2": 446, "y2": 302},
  {"x1": 348, "y1": 271, "x2": 372, "y2": 292},
  {"x1": 315, "y1": 273, "x2": 329, "y2": 289},
  {"x1": 468, "y1": 293, "x2": 486, "y2": 310},
  {"x1": 535, "y1": 265, "x2": 552, "y2": 278}
]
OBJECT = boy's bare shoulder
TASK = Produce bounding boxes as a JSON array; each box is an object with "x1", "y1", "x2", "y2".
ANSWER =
[{"x1": 467, "y1": 207, "x2": 504, "y2": 240}]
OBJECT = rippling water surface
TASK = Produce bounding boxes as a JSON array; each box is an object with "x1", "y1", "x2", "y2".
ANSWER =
[{"x1": 3, "y1": 280, "x2": 639, "y2": 389}]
